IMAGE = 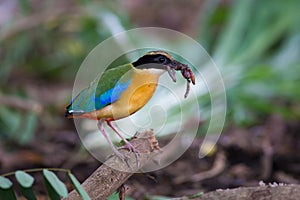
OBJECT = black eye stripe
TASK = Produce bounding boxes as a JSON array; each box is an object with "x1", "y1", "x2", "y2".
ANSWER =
[{"x1": 133, "y1": 54, "x2": 171, "y2": 68}]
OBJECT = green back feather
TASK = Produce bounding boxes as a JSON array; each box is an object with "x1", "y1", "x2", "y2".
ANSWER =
[
  {"x1": 95, "y1": 63, "x2": 133, "y2": 97},
  {"x1": 68, "y1": 63, "x2": 133, "y2": 113}
]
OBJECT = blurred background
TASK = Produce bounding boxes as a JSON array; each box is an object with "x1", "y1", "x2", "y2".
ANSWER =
[{"x1": 0, "y1": 0, "x2": 300, "y2": 199}]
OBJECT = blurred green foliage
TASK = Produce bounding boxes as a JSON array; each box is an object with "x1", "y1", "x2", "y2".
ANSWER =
[
  {"x1": 0, "y1": 0, "x2": 300, "y2": 144},
  {"x1": 0, "y1": 1, "x2": 131, "y2": 143},
  {"x1": 210, "y1": 0, "x2": 300, "y2": 125}
]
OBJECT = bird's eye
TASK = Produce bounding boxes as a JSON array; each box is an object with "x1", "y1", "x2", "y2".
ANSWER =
[{"x1": 158, "y1": 56, "x2": 166, "y2": 63}]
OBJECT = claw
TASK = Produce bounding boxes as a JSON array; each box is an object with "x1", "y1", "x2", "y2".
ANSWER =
[
  {"x1": 118, "y1": 141, "x2": 140, "y2": 167},
  {"x1": 112, "y1": 147, "x2": 126, "y2": 161},
  {"x1": 106, "y1": 120, "x2": 140, "y2": 168}
]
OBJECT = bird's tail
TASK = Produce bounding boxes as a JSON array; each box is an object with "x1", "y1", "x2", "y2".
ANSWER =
[
  {"x1": 65, "y1": 104, "x2": 85, "y2": 118},
  {"x1": 65, "y1": 111, "x2": 74, "y2": 118}
]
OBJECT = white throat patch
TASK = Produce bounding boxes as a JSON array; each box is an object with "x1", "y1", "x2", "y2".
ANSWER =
[{"x1": 145, "y1": 68, "x2": 166, "y2": 75}]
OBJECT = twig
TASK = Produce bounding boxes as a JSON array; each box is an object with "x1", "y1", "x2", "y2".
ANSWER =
[
  {"x1": 261, "y1": 130, "x2": 273, "y2": 180},
  {"x1": 118, "y1": 184, "x2": 126, "y2": 200},
  {"x1": 174, "y1": 151, "x2": 226, "y2": 184},
  {"x1": 64, "y1": 130, "x2": 160, "y2": 200}
]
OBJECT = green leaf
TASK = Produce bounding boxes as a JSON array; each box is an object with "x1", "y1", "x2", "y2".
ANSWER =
[
  {"x1": 67, "y1": 172, "x2": 90, "y2": 200},
  {"x1": 108, "y1": 192, "x2": 134, "y2": 200},
  {"x1": 44, "y1": 178, "x2": 60, "y2": 200},
  {"x1": 15, "y1": 171, "x2": 36, "y2": 200},
  {"x1": 189, "y1": 191, "x2": 204, "y2": 198},
  {"x1": 19, "y1": 113, "x2": 37, "y2": 144},
  {"x1": 0, "y1": 177, "x2": 12, "y2": 189},
  {"x1": 15, "y1": 171, "x2": 34, "y2": 188},
  {"x1": 213, "y1": 0, "x2": 255, "y2": 63},
  {"x1": 0, "y1": 106, "x2": 21, "y2": 138},
  {"x1": 43, "y1": 169, "x2": 68, "y2": 199},
  {"x1": 145, "y1": 196, "x2": 172, "y2": 200},
  {"x1": 0, "y1": 189, "x2": 17, "y2": 200},
  {"x1": 108, "y1": 192, "x2": 119, "y2": 200},
  {"x1": 19, "y1": 187, "x2": 36, "y2": 200},
  {"x1": 0, "y1": 177, "x2": 16, "y2": 200}
]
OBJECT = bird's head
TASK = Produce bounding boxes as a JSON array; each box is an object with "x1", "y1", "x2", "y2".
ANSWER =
[{"x1": 132, "y1": 51, "x2": 187, "y2": 82}]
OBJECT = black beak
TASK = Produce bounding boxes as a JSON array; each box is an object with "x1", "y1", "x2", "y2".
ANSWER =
[{"x1": 166, "y1": 65, "x2": 176, "y2": 82}]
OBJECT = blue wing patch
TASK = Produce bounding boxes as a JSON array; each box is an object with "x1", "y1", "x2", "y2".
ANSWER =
[
  {"x1": 66, "y1": 64, "x2": 133, "y2": 114},
  {"x1": 94, "y1": 80, "x2": 131, "y2": 109}
]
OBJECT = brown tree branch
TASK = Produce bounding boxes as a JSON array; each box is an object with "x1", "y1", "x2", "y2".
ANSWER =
[
  {"x1": 177, "y1": 184, "x2": 300, "y2": 200},
  {"x1": 64, "y1": 130, "x2": 160, "y2": 200}
]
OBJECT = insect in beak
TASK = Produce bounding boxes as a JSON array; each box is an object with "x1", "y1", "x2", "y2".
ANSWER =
[{"x1": 167, "y1": 61, "x2": 196, "y2": 98}]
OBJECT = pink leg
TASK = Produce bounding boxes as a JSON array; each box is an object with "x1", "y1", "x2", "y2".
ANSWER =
[
  {"x1": 106, "y1": 120, "x2": 140, "y2": 164},
  {"x1": 97, "y1": 119, "x2": 124, "y2": 160},
  {"x1": 106, "y1": 121, "x2": 136, "y2": 150}
]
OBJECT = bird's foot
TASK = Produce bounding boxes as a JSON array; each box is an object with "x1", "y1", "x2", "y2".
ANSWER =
[
  {"x1": 110, "y1": 147, "x2": 138, "y2": 170},
  {"x1": 112, "y1": 148, "x2": 125, "y2": 160},
  {"x1": 119, "y1": 141, "x2": 140, "y2": 167}
]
